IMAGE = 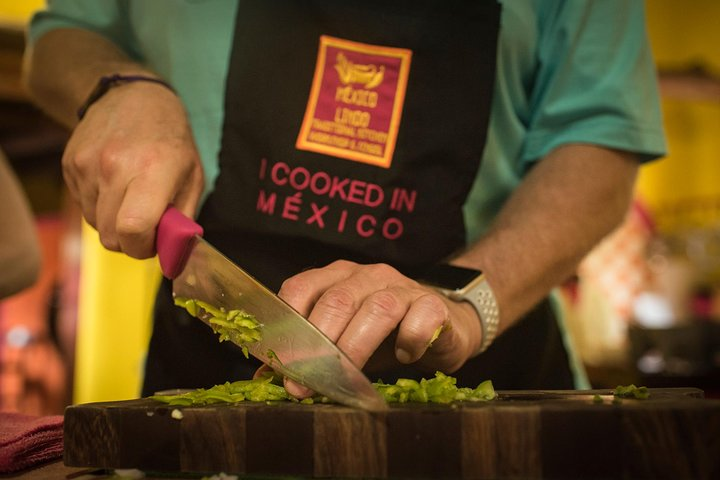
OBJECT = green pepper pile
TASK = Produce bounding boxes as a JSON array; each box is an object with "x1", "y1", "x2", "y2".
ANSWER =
[
  {"x1": 174, "y1": 297, "x2": 262, "y2": 358},
  {"x1": 150, "y1": 371, "x2": 496, "y2": 406},
  {"x1": 150, "y1": 374, "x2": 289, "y2": 406},
  {"x1": 374, "y1": 371, "x2": 496, "y2": 403},
  {"x1": 613, "y1": 384, "x2": 650, "y2": 399}
]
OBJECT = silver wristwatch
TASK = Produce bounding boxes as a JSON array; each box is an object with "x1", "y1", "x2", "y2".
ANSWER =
[{"x1": 418, "y1": 264, "x2": 500, "y2": 354}]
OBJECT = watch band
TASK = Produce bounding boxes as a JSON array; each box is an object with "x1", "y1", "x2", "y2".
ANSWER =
[
  {"x1": 470, "y1": 279, "x2": 500, "y2": 353},
  {"x1": 448, "y1": 278, "x2": 500, "y2": 354}
]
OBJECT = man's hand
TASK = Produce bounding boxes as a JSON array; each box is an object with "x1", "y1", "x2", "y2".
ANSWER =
[
  {"x1": 24, "y1": 28, "x2": 205, "y2": 259},
  {"x1": 276, "y1": 260, "x2": 483, "y2": 397},
  {"x1": 63, "y1": 81, "x2": 204, "y2": 258}
]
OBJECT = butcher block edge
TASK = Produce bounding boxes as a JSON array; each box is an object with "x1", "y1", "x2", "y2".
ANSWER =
[{"x1": 63, "y1": 388, "x2": 720, "y2": 479}]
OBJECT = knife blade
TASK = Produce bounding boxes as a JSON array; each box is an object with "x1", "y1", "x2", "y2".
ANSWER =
[{"x1": 156, "y1": 206, "x2": 387, "y2": 411}]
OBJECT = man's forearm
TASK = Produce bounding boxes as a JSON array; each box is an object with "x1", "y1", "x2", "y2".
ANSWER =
[
  {"x1": 22, "y1": 28, "x2": 155, "y2": 128},
  {"x1": 454, "y1": 144, "x2": 639, "y2": 336}
]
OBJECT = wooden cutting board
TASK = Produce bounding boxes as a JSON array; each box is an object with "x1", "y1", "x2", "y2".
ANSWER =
[{"x1": 63, "y1": 388, "x2": 720, "y2": 479}]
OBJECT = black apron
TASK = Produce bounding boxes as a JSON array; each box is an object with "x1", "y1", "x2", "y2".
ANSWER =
[{"x1": 143, "y1": 0, "x2": 575, "y2": 396}]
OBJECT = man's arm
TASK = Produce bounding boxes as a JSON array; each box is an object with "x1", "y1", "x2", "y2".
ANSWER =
[
  {"x1": 23, "y1": 28, "x2": 204, "y2": 258},
  {"x1": 23, "y1": 28, "x2": 151, "y2": 129},
  {"x1": 452, "y1": 144, "x2": 639, "y2": 343},
  {"x1": 278, "y1": 143, "x2": 639, "y2": 388}
]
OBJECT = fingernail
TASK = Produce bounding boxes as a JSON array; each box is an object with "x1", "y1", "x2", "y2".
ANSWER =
[{"x1": 396, "y1": 348, "x2": 412, "y2": 364}]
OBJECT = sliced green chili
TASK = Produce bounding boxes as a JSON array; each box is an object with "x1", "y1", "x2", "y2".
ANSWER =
[
  {"x1": 151, "y1": 371, "x2": 496, "y2": 406},
  {"x1": 150, "y1": 374, "x2": 288, "y2": 406},
  {"x1": 613, "y1": 384, "x2": 650, "y2": 400},
  {"x1": 266, "y1": 349, "x2": 283, "y2": 367},
  {"x1": 427, "y1": 325, "x2": 445, "y2": 347},
  {"x1": 373, "y1": 371, "x2": 496, "y2": 404},
  {"x1": 174, "y1": 296, "x2": 262, "y2": 358}
]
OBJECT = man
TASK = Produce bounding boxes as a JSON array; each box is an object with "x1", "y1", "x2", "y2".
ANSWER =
[{"x1": 23, "y1": 0, "x2": 666, "y2": 396}]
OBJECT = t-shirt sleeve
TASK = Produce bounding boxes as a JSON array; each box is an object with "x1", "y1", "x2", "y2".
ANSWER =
[
  {"x1": 27, "y1": 0, "x2": 141, "y2": 60},
  {"x1": 522, "y1": 0, "x2": 667, "y2": 165}
]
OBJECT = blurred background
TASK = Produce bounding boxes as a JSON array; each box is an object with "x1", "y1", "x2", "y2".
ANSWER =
[{"x1": 0, "y1": 0, "x2": 718, "y2": 416}]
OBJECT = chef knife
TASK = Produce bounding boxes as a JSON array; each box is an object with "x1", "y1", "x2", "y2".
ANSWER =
[{"x1": 156, "y1": 206, "x2": 388, "y2": 411}]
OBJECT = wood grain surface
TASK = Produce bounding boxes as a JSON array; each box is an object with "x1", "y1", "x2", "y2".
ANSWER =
[{"x1": 63, "y1": 388, "x2": 720, "y2": 479}]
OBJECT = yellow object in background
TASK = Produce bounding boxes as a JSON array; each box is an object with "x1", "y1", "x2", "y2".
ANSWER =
[
  {"x1": 645, "y1": 0, "x2": 720, "y2": 75},
  {"x1": 637, "y1": 100, "x2": 720, "y2": 232},
  {"x1": 0, "y1": 0, "x2": 45, "y2": 25},
  {"x1": 74, "y1": 221, "x2": 160, "y2": 404},
  {"x1": 639, "y1": 0, "x2": 720, "y2": 233}
]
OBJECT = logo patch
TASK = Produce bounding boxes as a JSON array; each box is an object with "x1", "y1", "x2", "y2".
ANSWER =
[{"x1": 296, "y1": 35, "x2": 412, "y2": 169}]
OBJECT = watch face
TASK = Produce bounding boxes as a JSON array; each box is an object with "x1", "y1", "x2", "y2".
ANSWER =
[{"x1": 417, "y1": 264, "x2": 482, "y2": 291}]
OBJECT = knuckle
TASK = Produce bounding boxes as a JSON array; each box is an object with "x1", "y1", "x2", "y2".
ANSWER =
[
  {"x1": 417, "y1": 292, "x2": 449, "y2": 319},
  {"x1": 278, "y1": 275, "x2": 311, "y2": 302},
  {"x1": 367, "y1": 262, "x2": 398, "y2": 279},
  {"x1": 365, "y1": 290, "x2": 402, "y2": 319},
  {"x1": 316, "y1": 286, "x2": 356, "y2": 316},
  {"x1": 115, "y1": 217, "x2": 154, "y2": 259},
  {"x1": 402, "y1": 294, "x2": 449, "y2": 346},
  {"x1": 119, "y1": 236, "x2": 154, "y2": 259},
  {"x1": 96, "y1": 146, "x2": 125, "y2": 181},
  {"x1": 65, "y1": 149, "x2": 95, "y2": 177},
  {"x1": 339, "y1": 337, "x2": 370, "y2": 365},
  {"x1": 98, "y1": 231, "x2": 120, "y2": 252},
  {"x1": 61, "y1": 152, "x2": 75, "y2": 173},
  {"x1": 327, "y1": 259, "x2": 356, "y2": 270},
  {"x1": 115, "y1": 215, "x2": 148, "y2": 238}
]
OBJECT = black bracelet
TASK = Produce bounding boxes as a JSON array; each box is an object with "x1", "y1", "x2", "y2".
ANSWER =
[{"x1": 77, "y1": 74, "x2": 176, "y2": 120}]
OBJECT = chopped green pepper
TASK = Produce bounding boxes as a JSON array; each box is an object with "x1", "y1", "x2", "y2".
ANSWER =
[
  {"x1": 174, "y1": 296, "x2": 262, "y2": 358},
  {"x1": 266, "y1": 348, "x2": 283, "y2": 367},
  {"x1": 373, "y1": 371, "x2": 496, "y2": 403},
  {"x1": 613, "y1": 384, "x2": 650, "y2": 400},
  {"x1": 427, "y1": 325, "x2": 445, "y2": 347},
  {"x1": 150, "y1": 374, "x2": 288, "y2": 406},
  {"x1": 150, "y1": 371, "x2": 496, "y2": 406}
]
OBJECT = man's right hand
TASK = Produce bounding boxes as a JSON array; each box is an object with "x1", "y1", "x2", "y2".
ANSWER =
[
  {"x1": 23, "y1": 28, "x2": 205, "y2": 259},
  {"x1": 63, "y1": 79, "x2": 204, "y2": 259}
]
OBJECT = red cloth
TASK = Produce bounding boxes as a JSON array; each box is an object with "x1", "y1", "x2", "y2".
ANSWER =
[{"x1": 0, "y1": 412, "x2": 63, "y2": 473}]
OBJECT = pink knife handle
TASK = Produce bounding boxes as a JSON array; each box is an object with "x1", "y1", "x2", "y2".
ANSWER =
[{"x1": 156, "y1": 206, "x2": 204, "y2": 279}]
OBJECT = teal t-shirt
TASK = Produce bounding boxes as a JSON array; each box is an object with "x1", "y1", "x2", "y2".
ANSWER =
[{"x1": 29, "y1": 0, "x2": 666, "y2": 244}]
